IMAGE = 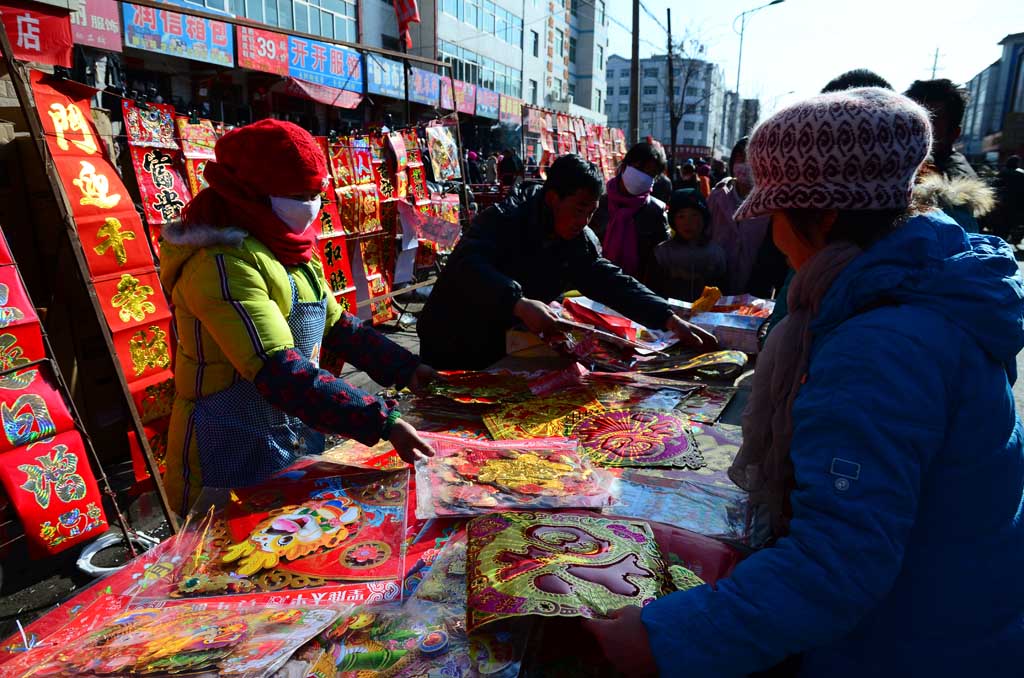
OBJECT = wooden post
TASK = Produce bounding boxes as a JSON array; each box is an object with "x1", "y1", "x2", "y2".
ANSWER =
[{"x1": 0, "y1": 21, "x2": 179, "y2": 532}]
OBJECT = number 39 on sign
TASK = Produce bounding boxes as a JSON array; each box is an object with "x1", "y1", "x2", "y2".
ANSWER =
[{"x1": 236, "y1": 25, "x2": 288, "y2": 76}]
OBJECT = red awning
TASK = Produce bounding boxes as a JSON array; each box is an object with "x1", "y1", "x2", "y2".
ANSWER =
[{"x1": 276, "y1": 77, "x2": 363, "y2": 110}]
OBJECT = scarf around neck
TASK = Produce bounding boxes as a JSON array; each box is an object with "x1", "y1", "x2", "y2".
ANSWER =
[
  {"x1": 728, "y1": 241, "x2": 862, "y2": 538},
  {"x1": 602, "y1": 175, "x2": 651, "y2": 277},
  {"x1": 202, "y1": 160, "x2": 317, "y2": 266}
]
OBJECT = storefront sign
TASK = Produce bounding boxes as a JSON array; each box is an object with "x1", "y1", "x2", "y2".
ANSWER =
[
  {"x1": 122, "y1": 3, "x2": 234, "y2": 67},
  {"x1": 236, "y1": 25, "x2": 287, "y2": 75},
  {"x1": 475, "y1": 87, "x2": 499, "y2": 119},
  {"x1": 0, "y1": 0, "x2": 72, "y2": 66},
  {"x1": 499, "y1": 95, "x2": 522, "y2": 125},
  {"x1": 287, "y1": 36, "x2": 362, "y2": 93},
  {"x1": 453, "y1": 80, "x2": 476, "y2": 116},
  {"x1": 408, "y1": 67, "x2": 439, "y2": 106},
  {"x1": 439, "y1": 76, "x2": 454, "y2": 111},
  {"x1": 70, "y1": 0, "x2": 121, "y2": 52},
  {"x1": 366, "y1": 54, "x2": 405, "y2": 100}
]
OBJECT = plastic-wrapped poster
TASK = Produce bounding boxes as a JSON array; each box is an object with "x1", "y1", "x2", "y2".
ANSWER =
[
  {"x1": 427, "y1": 370, "x2": 532, "y2": 405},
  {"x1": 466, "y1": 512, "x2": 667, "y2": 631},
  {"x1": 414, "y1": 433, "x2": 618, "y2": 518},
  {"x1": 483, "y1": 388, "x2": 605, "y2": 441},
  {"x1": 425, "y1": 125, "x2": 461, "y2": 182},
  {"x1": 151, "y1": 470, "x2": 409, "y2": 606},
  {"x1": 566, "y1": 408, "x2": 705, "y2": 469},
  {"x1": 609, "y1": 468, "x2": 752, "y2": 542},
  {"x1": 16, "y1": 601, "x2": 340, "y2": 678}
]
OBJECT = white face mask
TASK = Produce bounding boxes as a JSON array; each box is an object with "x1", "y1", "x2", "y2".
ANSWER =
[
  {"x1": 270, "y1": 195, "x2": 322, "y2": 234},
  {"x1": 621, "y1": 165, "x2": 655, "y2": 196}
]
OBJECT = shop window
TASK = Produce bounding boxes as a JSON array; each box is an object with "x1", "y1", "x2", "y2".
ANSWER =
[
  {"x1": 244, "y1": 0, "x2": 264, "y2": 23},
  {"x1": 294, "y1": 2, "x2": 308, "y2": 32},
  {"x1": 643, "y1": 86, "x2": 657, "y2": 95},
  {"x1": 597, "y1": 46, "x2": 604, "y2": 70},
  {"x1": 530, "y1": 79, "x2": 538, "y2": 105},
  {"x1": 683, "y1": 121, "x2": 695, "y2": 130},
  {"x1": 568, "y1": 82, "x2": 576, "y2": 99},
  {"x1": 618, "y1": 86, "x2": 628, "y2": 95},
  {"x1": 531, "y1": 30, "x2": 539, "y2": 58},
  {"x1": 278, "y1": 0, "x2": 293, "y2": 28},
  {"x1": 569, "y1": 36, "x2": 577, "y2": 64}
]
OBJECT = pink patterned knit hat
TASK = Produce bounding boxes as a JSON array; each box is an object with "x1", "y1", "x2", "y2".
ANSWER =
[{"x1": 734, "y1": 87, "x2": 932, "y2": 221}]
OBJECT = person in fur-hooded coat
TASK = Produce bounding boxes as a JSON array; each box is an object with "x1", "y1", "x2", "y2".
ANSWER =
[{"x1": 912, "y1": 170, "x2": 996, "y2": 234}]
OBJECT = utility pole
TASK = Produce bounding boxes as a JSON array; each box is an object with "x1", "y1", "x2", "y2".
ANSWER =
[
  {"x1": 931, "y1": 48, "x2": 940, "y2": 78},
  {"x1": 666, "y1": 7, "x2": 675, "y2": 174},
  {"x1": 629, "y1": 0, "x2": 640, "y2": 145}
]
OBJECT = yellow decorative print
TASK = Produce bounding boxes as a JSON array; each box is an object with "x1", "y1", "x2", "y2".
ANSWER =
[
  {"x1": 47, "y1": 103, "x2": 97, "y2": 155},
  {"x1": 128, "y1": 325, "x2": 171, "y2": 376},
  {"x1": 72, "y1": 161, "x2": 121, "y2": 209},
  {"x1": 474, "y1": 453, "x2": 574, "y2": 493},
  {"x1": 93, "y1": 218, "x2": 136, "y2": 265},
  {"x1": 111, "y1": 274, "x2": 156, "y2": 322}
]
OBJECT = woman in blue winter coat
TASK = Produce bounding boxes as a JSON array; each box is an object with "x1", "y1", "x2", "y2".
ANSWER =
[{"x1": 585, "y1": 87, "x2": 1024, "y2": 676}]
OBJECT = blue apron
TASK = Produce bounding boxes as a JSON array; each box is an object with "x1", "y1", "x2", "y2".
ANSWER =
[{"x1": 194, "y1": 273, "x2": 327, "y2": 488}]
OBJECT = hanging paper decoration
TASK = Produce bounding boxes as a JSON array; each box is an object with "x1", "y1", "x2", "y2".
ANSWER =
[
  {"x1": 174, "y1": 115, "x2": 217, "y2": 161},
  {"x1": 0, "y1": 430, "x2": 108, "y2": 556},
  {"x1": 14, "y1": 602, "x2": 340, "y2": 678},
  {"x1": 414, "y1": 433, "x2": 618, "y2": 518},
  {"x1": 566, "y1": 408, "x2": 705, "y2": 469},
  {"x1": 154, "y1": 470, "x2": 409, "y2": 606},
  {"x1": 176, "y1": 115, "x2": 217, "y2": 198},
  {"x1": 128, "y1": 146, "x2": 191, "y2": 227},
  {"x1": 32, "y1": 71, "x2": 175, "y2": 486},
  {"x1": 387, "y1": 131, "x2": 408, "y2": 172},
  {"x1": 122, "y1": 100, "x2": 177, "y2": 149},
  {"x1": 466, "y1": 511, "x2": 667, "y2": 631},
  {"x1": 483, "y1": 388, "x2": 605, "y2": 441},
  {"x1": 425, "y1": 125, "x2": 461, "y2": 181}
]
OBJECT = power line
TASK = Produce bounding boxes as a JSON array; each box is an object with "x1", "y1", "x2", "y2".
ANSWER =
[{"x1": 638, "y1": 0, "x2": 668, "y2": 34}]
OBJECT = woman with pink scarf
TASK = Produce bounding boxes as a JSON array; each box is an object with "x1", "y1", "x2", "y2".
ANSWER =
[{"x1": 592, "y1": 141, "x2": 670, "y2": 286}]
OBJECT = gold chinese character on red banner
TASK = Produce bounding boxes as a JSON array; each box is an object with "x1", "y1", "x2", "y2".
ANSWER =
[
  {"x1": 47, "y1": 103, "x2": 97, "y2": 155},
  {"x1": 93, "y1": 218, "x2": 136, "y2": 266},
  {"x1": 128, "y1": 326, "x2": 171, "y2": 376},
  {"x1": 72, "y1": 161, "x2": 121, "y2": 209},
  {"x1": 111, "y1": 274, "x2": 156, "y2": 323}
]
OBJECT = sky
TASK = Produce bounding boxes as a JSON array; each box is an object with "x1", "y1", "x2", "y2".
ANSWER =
[{"x1": 605, "y1": 0, "x2": 1021, "y2": 116}]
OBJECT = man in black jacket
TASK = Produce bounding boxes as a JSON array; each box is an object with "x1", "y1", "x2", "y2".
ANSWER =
[{"x1": 418, "y1": 154, "x2": 716, "y2": 369}]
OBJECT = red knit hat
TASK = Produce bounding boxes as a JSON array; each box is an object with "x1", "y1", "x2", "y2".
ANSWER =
[{"x1": 208, "y1": 119, "x2": 327, "y2": 198}]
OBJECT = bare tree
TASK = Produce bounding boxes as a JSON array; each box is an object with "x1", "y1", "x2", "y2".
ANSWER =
[{"x1": 666, "y1": 26, "x2": 714, "y2": 175}]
